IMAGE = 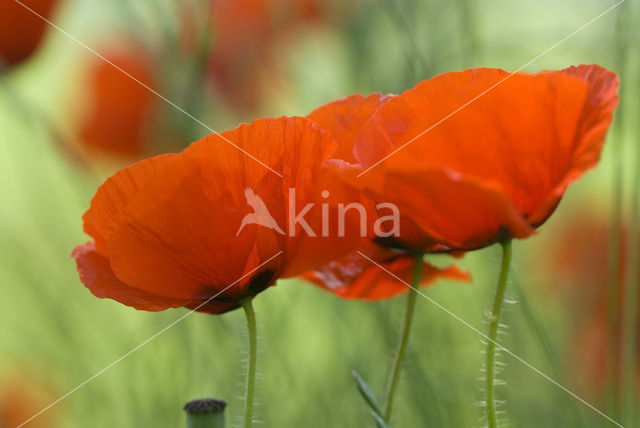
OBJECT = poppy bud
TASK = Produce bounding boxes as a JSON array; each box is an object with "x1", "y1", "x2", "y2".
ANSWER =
[{"x1": 184, "y1": 398, "x2": 226, "y2": 428}]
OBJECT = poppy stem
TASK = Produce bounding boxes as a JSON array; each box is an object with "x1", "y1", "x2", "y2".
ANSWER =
[
  {"x1": 485, "y1": 239, "x2": 512, "y2": 428},
  {"x1": 240, "y1": 297, "x2": 257, "y2": 428},
  {"x1": 383, "y1": 251, "x2": 423, "y2": 422}
]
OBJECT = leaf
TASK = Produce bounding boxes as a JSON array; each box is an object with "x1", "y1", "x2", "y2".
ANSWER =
[
  {"x1": 352, "y1": 370, "x2": 385, "y2": 420},
  {"x1": 370, "y1": 410, "x2": 390, "y2": 428}
]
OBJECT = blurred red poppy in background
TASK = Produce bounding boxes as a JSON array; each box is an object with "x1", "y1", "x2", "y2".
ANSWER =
[
  {"x1": 208, "y1": 0, "x2": 325, "y2": 111},
  {"x1": 337, "y1": 65, "x2": 618, "y2": 253},
  {"x1": 304, "y1": 93, "x2": 469, "y2": 299},
  {"x1": 0, "y1": 0, "x2": 58, "y2": 69},
  {"x1": 78, "y1": 51, "x2": 159, "y2": 158},
  {"x1": 535, "y1": 213, "x2": 639, "y2": 398},
  {"x1": 73, "y1": 116, "x2": 364, "y2": 314},
  {"x1": 0, "y1": 373, "x2": 56, "y2": 427},
  {"x1": 73, "y1": 0, "x2": 339, "y2": 160}
]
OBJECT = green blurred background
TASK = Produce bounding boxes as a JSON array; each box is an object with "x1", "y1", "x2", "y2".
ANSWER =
[{"x1": 1, "y1": 0, "x2": 639, "y2": 427}]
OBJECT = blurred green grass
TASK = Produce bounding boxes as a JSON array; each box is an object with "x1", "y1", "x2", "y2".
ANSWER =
[{"x1": 1, "y1": 0, "x2": 638, "y2": 427}]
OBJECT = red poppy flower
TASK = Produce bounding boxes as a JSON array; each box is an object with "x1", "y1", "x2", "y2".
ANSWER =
[
  {"x1": 335, "y1": 65, "x2": 618, "y2": 252},
  {"x1": 73, "y1": 116, "x2": 363, "y2": 313},
  {"x1": 79, "y1": 51, "x2": 159, "y2": 157},
  {"x1": 0, "y1": 0, "x2": 58, "y2": 69},
  {"x1": 304, "y1": 93, "x2": 470, "y2": 299}
]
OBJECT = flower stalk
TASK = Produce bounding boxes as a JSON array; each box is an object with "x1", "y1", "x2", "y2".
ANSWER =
[
  {"x1": 383, "y1": 252, "x2": 424, "y2": 422},
  {"x1": 240, "y1": 297, "x2": 258, "y2": 428},
  {"x1": 485, "y1": 239, "x2": 512, "y2": 428}
]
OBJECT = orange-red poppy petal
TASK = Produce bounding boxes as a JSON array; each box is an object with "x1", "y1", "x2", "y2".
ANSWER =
[
  {"x1": 72, "y1": 242, "x2": 192, "y2": 311},
  {"x1": 528, "y1": 64, "x2": 619, "y2": 226},
  {"x1": 358, "y1": 68, "x2": 587, "y2": 213},
  {"x1": 329, "y1": 159, "x2": 534, "y2": 251},
  {"x1": 304, "y1": 244, "x2": 470, "y2": 300},
  {"x1": 104, "y1": 117, "x2": 357, "y2": 301},
  {"x1": 106, "y1": 155, "x2": 281, "y2": 301},
  {"x1": 307, "y1": 93, "x2": 390, "y2": 163},
  {"x1": 183, "y1": 116, "x2": 363, "y2": 278},
  {"x1": 365, "y1": 168, "x2": 535, "y2": 251},
  {"x1": 82, "y1": 153, "x2": 177, "y2": 255},
  {"x1": 351, "y1": 65, "x2": 617, "y2": 249}
]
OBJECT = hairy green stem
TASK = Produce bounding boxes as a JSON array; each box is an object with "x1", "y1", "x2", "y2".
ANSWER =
[
  {"x1": 240, "y1": 298, "x2": 257, "y2": 428},
  {"x1": 383, "y1": 252, "x2": 424, "y2": 422},
  {"x1": 486, "y1": 240, "x2": 512, "y2": 428}
]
